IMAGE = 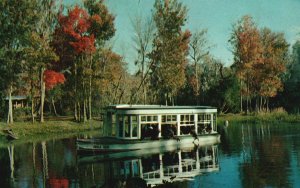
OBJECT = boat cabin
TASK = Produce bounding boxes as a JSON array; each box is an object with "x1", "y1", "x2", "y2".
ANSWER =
[{"x1": 103, "y1": 105, "x2": 217, "y2": 140}]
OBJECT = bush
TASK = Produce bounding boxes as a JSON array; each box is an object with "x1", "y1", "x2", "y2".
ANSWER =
[{"x1": 13, "y1": 107, "x2": 31, "y2": 122}]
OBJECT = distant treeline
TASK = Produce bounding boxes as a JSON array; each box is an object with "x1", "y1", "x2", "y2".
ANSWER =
[{"x1": 0, "y1": 0, "x2": 300, "y2": 124}]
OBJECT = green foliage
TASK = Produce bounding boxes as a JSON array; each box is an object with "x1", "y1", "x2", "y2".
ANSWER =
[
  {"x1": 280, "y1": 41, "x2": 300, "y2": 113},
  {"x1": 150, "y1": 0, "x2": 191, "y2": 104},
  {"x1": 13, "y1": 107, "x2": 31, "y2": 122}
]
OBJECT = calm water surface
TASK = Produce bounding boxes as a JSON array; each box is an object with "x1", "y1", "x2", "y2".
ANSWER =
[{"x1": 1, "y1": 123, "x2": 300, "y2": 188}]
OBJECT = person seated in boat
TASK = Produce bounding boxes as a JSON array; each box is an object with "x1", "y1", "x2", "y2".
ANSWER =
[
  {"x1": 164, "y1": 125, "x2": 175, "y2": 139},
  {"x1": 206, "y1": 124, "x2": 212, "y2": 133},
  {"x1": 198, "y1": 124, "x2": 207, "y2": 134},
  {"x1": 141, "y1": 125, "x2": 149, "y2": 140},
  {"x1": 150, "y1": 124, "x2": 160, "y2": 140},
  {"x1": 163, "y1": 125, "x2": 180, "y2": 141}
]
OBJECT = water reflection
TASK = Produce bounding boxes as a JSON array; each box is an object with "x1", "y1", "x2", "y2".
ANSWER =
[
  {"x1": 0, "y1": 139, "x2": 78, "y2": 188},
  {"x1": 0, "y1": 137, "x2": 218, "y2": 188},
  {"x1": 219, "y1": 123, "x2": 298, "y2": 188},
  {"x1": 3, "y1": 122, "x2": 300, "y2": 187},
  {"x1": 77, "y1": 145, "x2": 219, "y2": 187}
]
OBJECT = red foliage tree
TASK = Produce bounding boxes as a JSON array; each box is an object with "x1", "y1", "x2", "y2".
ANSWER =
[
  {"x1": 44, "y1": 70, "x2": 65, "y2": 90},
  {"x1": 57, "y1": 5, "x2": 95, "y2": 55}
]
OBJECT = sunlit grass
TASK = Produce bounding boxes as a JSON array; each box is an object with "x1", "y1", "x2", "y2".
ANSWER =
[
  {"x1": 0, "y1": 120, "x2": 102, "y2": 148},
  {"x1": 218, "y1": 108, "x2": 300, "y2": 125}
]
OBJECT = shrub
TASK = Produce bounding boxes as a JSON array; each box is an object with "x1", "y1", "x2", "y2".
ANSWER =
[{"x1": 13, "y1": 107, "x2": 31, "y2": 122}]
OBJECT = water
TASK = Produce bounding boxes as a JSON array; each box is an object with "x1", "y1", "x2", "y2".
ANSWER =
[{"x1": 1, "y1": 122, "x2": 300, "y2": 188}]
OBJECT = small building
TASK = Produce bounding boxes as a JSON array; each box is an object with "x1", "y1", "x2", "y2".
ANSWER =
[{"x1": 5, "y1": 96, "x2": 28, "y2": 109}]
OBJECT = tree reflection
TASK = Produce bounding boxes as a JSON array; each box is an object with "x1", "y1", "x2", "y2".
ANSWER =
[{"x1": 240, "y1": 125, "x2": 291, "y2": 188}]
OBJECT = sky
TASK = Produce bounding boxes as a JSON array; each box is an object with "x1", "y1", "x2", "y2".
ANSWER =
[{"x1": 66, "y1": 0, "x2": 300, "y2": 73}]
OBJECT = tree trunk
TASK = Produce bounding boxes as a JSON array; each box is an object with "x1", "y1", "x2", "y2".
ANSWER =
[
  {"x1": 31, "y1": 98, "x2": 35, "y2": 123},
  {"x1": 260, "y1": 96, "x2": 263, "y2": 112},
  {"x1": 78, "y1": 102, "x2": 81, "y2": 122},
  {"x1": 7, "y1": 85, "x2": 14, "y2": 124},
  {"x1": 195, "y1": 62, "x2": 200, "y2": 105},
  {"x1": 83, "y1": 100, "x2": 87, "y2": 122},
  {"x1": 74, "y1": 62, "x2": 78, "y2": 121},
  {"x1": 52, "y1": 98, "x2": 58, "y2": 116},
  {"x1": 240, "y1": 80, "x2": 243, "y2": 113},
  {"x1": 40, "y1": 67, "x2": 45, "y2": 123},
  {"x1": 88, "y1": 76, "x2": 92, "y2": 120},
  {"x1": 88, "y1": 53, "x2": 92, "y2": 120},
  {"x1": 30, "y1": 79, "x2": 35, "y2": 123},
  {"x1": 74, "y1": 103, "x2": 78, "y2": 121},
  {"x1": 267, "y1": 98, "x2": 269, "y2": 112}
]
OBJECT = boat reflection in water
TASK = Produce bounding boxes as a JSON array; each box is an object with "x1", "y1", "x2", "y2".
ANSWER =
[{"x1": 77, "y1": 144, "x2": 219, "y2": 187}]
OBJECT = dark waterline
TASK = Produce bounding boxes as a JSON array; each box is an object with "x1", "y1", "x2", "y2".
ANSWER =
[{"x1": 1, "y1": 123, "x2": 300, "y2": 187}]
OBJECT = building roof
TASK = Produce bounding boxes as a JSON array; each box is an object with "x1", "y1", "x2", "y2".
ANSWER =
[{"x1": 5, "y1": 95, "x2": 27, "y2": 101}]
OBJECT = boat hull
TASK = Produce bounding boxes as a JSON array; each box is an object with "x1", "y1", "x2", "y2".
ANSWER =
[{"x1": 77, "y1": 133, "x2": 220, "y2": 154}]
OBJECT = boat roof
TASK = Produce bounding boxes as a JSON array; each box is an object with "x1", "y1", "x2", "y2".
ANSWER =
[
  {"x1": 106, "y1": 104, "x2": 217, "y2": 114},
  {"x1": 107, "y1": 104, "x2": 216, "y2": 110}
]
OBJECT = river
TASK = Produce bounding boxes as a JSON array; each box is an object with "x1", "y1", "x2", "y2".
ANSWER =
[{"x1": 1, "y1": 122, "x2": 300, "y2": 188}]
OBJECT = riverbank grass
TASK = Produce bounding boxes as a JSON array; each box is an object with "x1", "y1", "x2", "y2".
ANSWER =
[
  {"x1": 218, "y1": 110, "x2": 300, "y2": 125},
  {"x1": 0, "y1": 120, "x2": 102, "y2": 142}
]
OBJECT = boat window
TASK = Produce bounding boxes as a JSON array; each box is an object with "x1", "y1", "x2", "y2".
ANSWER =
[
  {"x1": 161, "y1": 124, "x2": 177, "y2": 138},
  {"x1": 131, "y1": 115, "x2": 138, "y2": 137},
  {"x1": 112, "y1": 113, "x2": 116, "y2": 136},
  {"x1": 140, "y1": 115, "x2": 158, "y2": 123},
  {"x1": 162, "y1": 115, "x2": 177, "y2": 123},
  {"x1": 141, "y1": 124, "x2": 159, "y2": 140},
  {"x1": 180, "y1": 114, "x2": 194, "y2": 125},
  {"x1": 147, "y1": 116, "x2": 151, "y2": 122},
  {"x1": 197, "y1": 113, "x2": 215, "y2": 134},
  {"x1": 118, "y1": 116, "x2": 123, "y2": 137},
  {"x1": 124, "y1": 116, "x2": 131, "y2": 137},
  {"x1": 179, "y1": 114, "x2": 195, "y2": 135},
  {"x1": 180, "y1": 125, "x2": 195, "y2": 135},
  {"x1": 198, "y1": 114, "x2": 211, "y2": 122},
  {"x1": 141, "y1": 116, "x2": 146, "y2": 122}
]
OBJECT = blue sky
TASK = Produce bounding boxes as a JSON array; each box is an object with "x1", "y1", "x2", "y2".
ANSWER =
[{"x1": 65, "y1": 0, "x2": 300, "y2": 72}]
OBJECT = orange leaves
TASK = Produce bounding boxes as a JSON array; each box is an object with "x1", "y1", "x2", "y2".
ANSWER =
[
  {"x1": 44, "y1": 70, "x2": 65, "y2": 90},
  {"x1": 231, "y1": 16, "x2": 289, "y2": 100}
]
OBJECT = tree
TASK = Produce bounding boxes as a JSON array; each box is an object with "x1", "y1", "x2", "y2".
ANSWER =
[
  {"x1": 23, "y1": 32, "x2": 59, "y2": 123},
  {"x1": 131, "y1": 15, "x2": 155, "y2": 104},
  {"x1": 22, "y1": 0, "x2": 61, "y2": 123},
  {"x1": 54, "y1": 6, "x2": 96, "y2": 122},
  {"x1": 230, "y1": 16, "x2": 289, "y2": 112},
  {"x1": 0, "y1": 0, "x2": 53, "y2": 123},
  {"x1": 93, "y1": 48, "x2": 127, "y2": 107},
  {"x1": 53, "y1": 3, "x2": 115, "y2": 121},
  {"x1": 189, "y1": 29, "x2": 210, "y2": 104},
  {"x1": 256, "y1": 28, "x2": 289, "y2": 111},
  {"x1": 281, "y1": 41, "x2": 300, "y2": 112},
  {"x1": 149, "y1": 0, "x2": 191, "y2": 105},
  {"x1": 229, "y1": 15, "x2": 262, "y2": 113},
  {"x1": 84, "y1": 0, "x2": 115, "y2": 119}
]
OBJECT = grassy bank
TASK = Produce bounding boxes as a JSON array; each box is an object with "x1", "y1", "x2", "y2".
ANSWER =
[
  {"x1": 218, "y1": 112, "x2": 300, "y2": 125},
  {"x1": 0, "y1": 120, "x2": 102, "y2": 147}
]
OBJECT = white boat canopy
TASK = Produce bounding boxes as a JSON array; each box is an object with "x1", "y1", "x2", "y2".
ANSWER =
[{"x1": 103, "y1": 105, "x2": 218, "y2": 140}]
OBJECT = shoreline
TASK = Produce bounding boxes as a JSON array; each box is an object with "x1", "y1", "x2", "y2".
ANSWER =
[
  {"x1": 0, "y1": 120, "x2": 102, "y2": 148},
  {"x1": 218, "y1": 113, "x2": 300, "y2": 125}
]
